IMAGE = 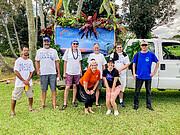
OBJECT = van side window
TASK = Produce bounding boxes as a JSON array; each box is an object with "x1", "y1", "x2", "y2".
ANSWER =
[{"x1": 162, "y1": 42, "x2": 180, "y2": 60}]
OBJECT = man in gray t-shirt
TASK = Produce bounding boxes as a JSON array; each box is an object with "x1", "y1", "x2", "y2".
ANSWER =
[{"x1": 35, "y1": 37, "x2": 61, "y2": 110}]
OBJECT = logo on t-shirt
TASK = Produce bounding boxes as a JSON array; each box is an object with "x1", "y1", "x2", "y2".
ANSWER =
[
  {"x1": 106, "y1": 73, "x2": 112, "y2": 81},
  {"x1": 145, "y1": 57, "x2": 149, "y2": 62},
  {"x1": 96, "y1": 75, "x2": 98, "y2": 78}
]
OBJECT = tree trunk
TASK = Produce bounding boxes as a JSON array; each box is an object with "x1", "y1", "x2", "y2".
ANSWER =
[
  {"x1": 12, "y1": 17, "x2": 22, "y2": 56},
  {"x1": 38, "y1": 0, "x2": 45, "y2": 30},
  {"x1": 0, "y1": 53, "x2": 13, "y2": 72},
  {"x1": 76, "y1": 0, "x2": 85, "y2": 17},
  {"x1": 35, "y1": 0, "x2": 38, "y2": 49},
  {"x1": 4, "y1": 24, "x2": 18, "y2": 59},
  {"x1": 25, "y1": 0, "x2": 36, "y2": 63}
]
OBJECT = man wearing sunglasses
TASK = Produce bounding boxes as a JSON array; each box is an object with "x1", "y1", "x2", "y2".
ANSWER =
[{"x1": 132, "y1": 40, "x2": 159, "y2": 111}]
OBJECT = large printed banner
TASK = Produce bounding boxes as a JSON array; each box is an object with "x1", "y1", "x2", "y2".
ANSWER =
[{"x1": 55, "y1": 27, "x2": 114, "y2": 56}]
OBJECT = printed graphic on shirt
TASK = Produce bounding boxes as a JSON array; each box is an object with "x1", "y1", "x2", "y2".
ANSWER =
[
  {"x1": 19, "y1": 63, "x2": 32, "y2": 72},
  {"x1": 39, "y1": 52, "x2": 54, "y2": 61},
  {"x1": 106, "y1": 73, "x2": 112, "y2": 81},
  {"x1": 145, "y1": 57, "x2": 149, "y2": 62}
]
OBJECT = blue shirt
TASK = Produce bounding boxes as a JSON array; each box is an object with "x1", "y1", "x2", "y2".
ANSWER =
[{"x1": 133, "y1": 51, "x2": 159, "y2": 79}]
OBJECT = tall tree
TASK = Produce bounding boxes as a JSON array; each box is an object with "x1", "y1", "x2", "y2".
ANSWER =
[
  {"x1": 76, "y1": 0, "x2": 85, "y2": 17},
  {"x1": 25, "y1": 0, "x2": 36, "y2": 62},
  {"x1": 39, "y1": 0, "x2": 45, "y2": 30},
  {"x1": 122, "y1": 0, "x2": 178, "y2": 39}
]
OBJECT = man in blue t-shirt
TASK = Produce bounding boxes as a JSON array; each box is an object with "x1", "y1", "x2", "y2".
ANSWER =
[{"x1": 132, "y1": 40, "x2": 159, "y2": 111}]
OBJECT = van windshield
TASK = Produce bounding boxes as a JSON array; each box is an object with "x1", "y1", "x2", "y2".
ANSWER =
[{"x1": 162, "y1": 42, "x2": 180, "y2": 60}]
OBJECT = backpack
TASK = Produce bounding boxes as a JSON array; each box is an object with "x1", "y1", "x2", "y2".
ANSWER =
[{"x1": 128, "y1": 52, "x2": 139, "y2": 75}]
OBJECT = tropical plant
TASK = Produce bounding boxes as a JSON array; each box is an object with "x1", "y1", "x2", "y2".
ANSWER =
[{"x1": 125, "y1": 41, "x2": 141, "y2": 62}]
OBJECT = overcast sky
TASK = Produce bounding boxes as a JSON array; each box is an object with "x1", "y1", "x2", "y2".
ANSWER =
[{"x1": 115, "y1": 0, "x2": 180, "y2": 38}]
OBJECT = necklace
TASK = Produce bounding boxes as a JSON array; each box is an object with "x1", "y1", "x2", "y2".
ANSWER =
[{"x1": 72, "y1": 48, "x2": 78, "y2": 60}]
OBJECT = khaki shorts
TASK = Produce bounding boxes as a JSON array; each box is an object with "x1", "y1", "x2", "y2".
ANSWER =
[
  {"x1": 119, "y1": 77, "x2": 126, "y2": 92},
  {"x1": 12, "y1": 86, "x2": 33, "y2": 100}
]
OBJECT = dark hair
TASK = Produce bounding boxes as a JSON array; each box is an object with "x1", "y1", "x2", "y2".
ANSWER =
[
  {"x1": 91, "y1": 58, "x2": 95, "y2": 61},
  {"x1": 22, "y1": 45, "x2": 29, "y2": 50},
  {"x1": 93, "y1": 43, "x2": 100, "y2": 46},
  {"x1": 113, "y1": 51, "x2": 127, "y2": 61}
]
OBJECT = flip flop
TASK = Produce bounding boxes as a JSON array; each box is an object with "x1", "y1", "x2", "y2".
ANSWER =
[
  {"x1": 39, "y1": 105, "x2": 45, "y2": 110},
  {"x1": 10, "y1": 114, "x2": 15, "y2": 117},
  {"x1": 30, "y1": 109, "x2": 36, "y2": 112},
  {"x1": 96, "y1": 104, "x2": 101, "y2": 108}
]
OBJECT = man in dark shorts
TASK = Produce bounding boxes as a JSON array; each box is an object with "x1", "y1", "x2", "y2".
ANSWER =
[{"x1": 35, "y1": 37, "x2": 61, "y2": 109}]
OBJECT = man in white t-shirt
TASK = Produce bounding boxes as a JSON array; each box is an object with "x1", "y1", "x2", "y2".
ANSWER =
[
  {"x1": 35, "y1": 37, "x2": 61, "y2": 110},
  {"x1": 11, "y1": 45, "x2": 35, "y2": 117},
  {"x1": 87, "y1": 43, "x2": 107, "y2": 108},
  {"x1": 60, "y1": 40, "x2": 82, "y2": 110}
]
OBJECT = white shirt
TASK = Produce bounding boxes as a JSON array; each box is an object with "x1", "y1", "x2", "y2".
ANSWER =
[
  {"x1": 35, "y1": 48, "x2": 59, "y2": 75},
  {"x1": 62, "y1": 48, "x2": 82, "y2": 75},
  {"x1": 88, "y1": 53, "x2": 107, "y2": 79},
  {"x1": 14, "y1": 57, "x2": 35, "y2": 87},
  {"x1": 110, "y1": 53, "x2": 130, "y2": 78}
]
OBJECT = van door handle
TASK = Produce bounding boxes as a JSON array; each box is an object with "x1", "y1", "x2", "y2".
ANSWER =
[
  {"x1": 176, "y1": 75, "x2": 180, "y2": 78},
  {"x1": 160, "y1": 64, "x2": 165, "y2": 70}
]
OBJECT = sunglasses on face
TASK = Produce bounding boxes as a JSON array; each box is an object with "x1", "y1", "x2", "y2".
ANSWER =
[
  {"x1": 73, "y1": 43, "x2": 79, "y2": 45},
  {"x1": 116, "y1": 47, "x2": 122, "y2": 49},
  {"x1": 141, "y1": 44, "x2": 148, "y2": 47}
]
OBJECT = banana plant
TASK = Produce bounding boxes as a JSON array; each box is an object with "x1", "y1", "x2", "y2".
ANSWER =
[{"x1": 62, "y1": 0, "x2": 70, "y2": 17}]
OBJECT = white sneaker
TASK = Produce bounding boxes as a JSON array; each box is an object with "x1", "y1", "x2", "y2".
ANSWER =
[
  {"x1": 114, "y1": 110, "x2": 119, "y2": 116},
  {"x1": 106, "y1": 110, "x2": 111, "y2": 115}
]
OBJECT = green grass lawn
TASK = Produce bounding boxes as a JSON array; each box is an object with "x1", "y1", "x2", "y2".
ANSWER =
[{"x1": 0, "y1": 83, "x2": 179, "y2": 134}]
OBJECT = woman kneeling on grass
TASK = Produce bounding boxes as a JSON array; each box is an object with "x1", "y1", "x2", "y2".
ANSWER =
[
  {"x1": 103, "y1": 58, "x2": 121, "y2": 116},
  {"x1": 79, "y1": 59, "x2": 100, "y2": 114}
]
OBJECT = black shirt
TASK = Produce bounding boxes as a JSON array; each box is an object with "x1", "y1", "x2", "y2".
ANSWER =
[{"x1": 103, "y1": 68, "x2": 121, "y2": 88}]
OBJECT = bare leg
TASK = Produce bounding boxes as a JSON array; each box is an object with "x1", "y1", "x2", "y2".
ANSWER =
[
  {"x1": 111, "y1": 93, "x2": 118, "y2": 111},
  {"x1": 119, "y1": 91, "x2": 123, "y2": 100},
  {"x1": 72, "y1": 84, "x2": 77, "y2": 103},
  {"x1": 52, "y1": 91, "x2": 58, "y2": 109},
  {"x1": 63, "y1": 86, "x2": 70, "y2": 105},
  {"x1": 85, "y1": 108, "x2": 89, "y2": 114},
  {"x1": 11, "y1": 99, "x2": 16, "y2": 116},
  {"x1": 89, "y1": 107, "x2": 95, "y2": 113},
  {"x1": 39, "y1": 91, "x2": 46, "y2": 109},
  {"x1": 95, "y1": 89, "x2": 101, "y2": 108},
  {"x1": 106, "y1": 92, "x2": 111, "y2": 110},
  {"x1": 28, "y1": 98, "x2": 33, "y2": 110}
]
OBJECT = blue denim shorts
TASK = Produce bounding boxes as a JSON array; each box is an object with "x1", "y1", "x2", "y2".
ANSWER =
[{"x1": 40, "y1": 74, "x2": 57, "y2": 91}]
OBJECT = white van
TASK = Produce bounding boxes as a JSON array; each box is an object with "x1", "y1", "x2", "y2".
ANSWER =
[{"x1": 125, "y1": 39, "x2": 180, "y2": 90}]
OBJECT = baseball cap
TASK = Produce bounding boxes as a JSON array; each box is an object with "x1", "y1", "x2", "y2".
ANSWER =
[
  {"x1": 71, "y1": 40, "x2": 79, "y2": 45},
  {"x1": 140, "y1": 40, "x2": 148, "y2": 45},
  {"x1": 43, "y1": 37, "x2": 50, "y2": 42},
  {"x1": 107, "y1": 58, "x2": 114, "y2": 63}
]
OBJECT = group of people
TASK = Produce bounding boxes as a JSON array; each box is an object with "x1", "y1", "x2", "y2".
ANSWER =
[{"x1": 10, "y1": 37, "x2": 159, "y2": 117}]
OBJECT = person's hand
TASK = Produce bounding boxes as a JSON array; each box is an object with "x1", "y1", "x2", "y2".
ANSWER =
[
  {"x1": 23, "y1": 80, "x2": 30, "y2": 86},
  {"x1": 150, "y1": 72, "x2": 155, "y2": 77},
  {"x1": 86, "y1": 90, "x2": 90, "y2": 95},
  {"x1": 118, "y1": 69, "x2": 121, "y2": 75},
  {"x1": 90, "y1": 90, "x2": 94, "y2": 95},
  {"x1": 63, "y1": 73, "x2": 66, "y2": 78},
  {"x1": 37, "y1": 70, "x2": 41, "y2": 76},
  {"x1": 57, "y1": 73, "x2": 61, "y2": 80},
  {"x1": 133, "y1": 74, "x2": 138, "y2": 80}
]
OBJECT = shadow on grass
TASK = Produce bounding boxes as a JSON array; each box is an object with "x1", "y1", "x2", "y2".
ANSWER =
[{"x1": 57, "y1": 88, "x2": 180, "y2": 107}]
